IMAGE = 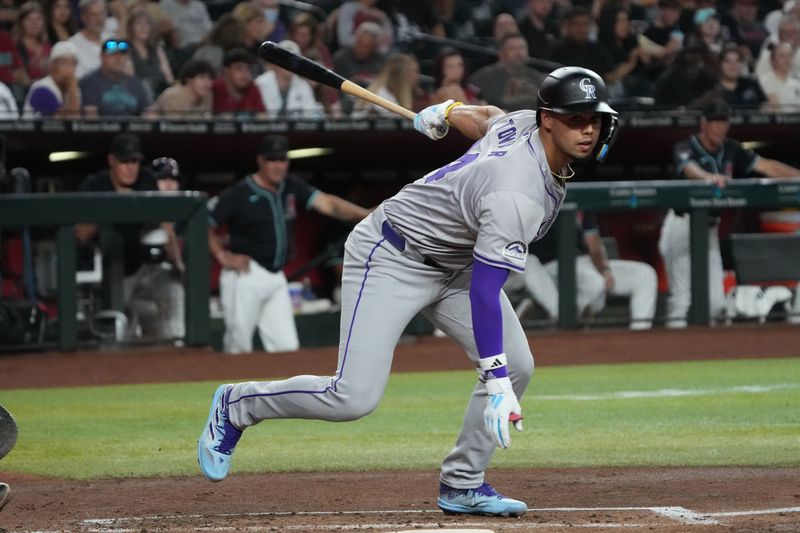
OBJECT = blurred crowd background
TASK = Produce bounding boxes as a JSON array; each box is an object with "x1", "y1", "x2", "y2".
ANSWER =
[{"x1": 1, "y1": 0, "x2": 800, "y2": 119}]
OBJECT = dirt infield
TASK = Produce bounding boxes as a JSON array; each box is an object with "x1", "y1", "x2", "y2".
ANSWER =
[{"x1": 1, "y1": 324, "x2": 799, "y2": 532}]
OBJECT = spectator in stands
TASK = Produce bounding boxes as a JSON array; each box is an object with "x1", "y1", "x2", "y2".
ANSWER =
[
  {"x1": 76, "y1": 133, "x2": 185, "y2": 340},
  {"x1": 212, "y1": 47, "x2": 266, "y2": 116},
  {"x1": 45, "y1": 0, "x2": 78, "y2": 44},
  {"x1": 12, "y1": 2, "x2": 50, "y2": 84},
  {"x1": 80, "y1": 38, "x2": 153, "y2": 117},
  {"x1": 660, "y1": 99, "x2": 800, "y2": 328},
  {"x1": 547, "y1": 6, "x2": 616, "y2": 78},
  {"x1": 255, "y1": 39, "x2": 322, "y2": 118},
  {"x1": 764, "y1": 0, "x2": 793, "y2": 37},
  {"x1": 22, "y1": 40, "x2": 80, "y2": 117},
  {"x1": 231, "y1": 1, "x2": 271, "y2": 63},
  {"x1": 718, "y1": 43, "x2": 768, "y2": 108},
  {"x1": 377, "y1": 0, "x2": 445, "y2": 38},
  {"x1": 208, "y1": 134, "x2": 370, "y2": 353},
  {"x1": 353, "y1": 52, "x2": 425, "y2": 116},
  {"x1": 289, "y1": 12, "x2": 339, "y2": 115},
  {"x1": 468, "y1": 32, "x2": 545, "y2": 111},
  {"x1": 509, "y1": 211, "x2": 658, "y2": 330},
  {"x1": 758, "y1": 41, "x2": 800, "y2": 108},
  {"x1": 159, "y1": 0, "x2": 212, "y2": 57},
  {"x1": 517, "y1": 0, "x2": 561, "y2": 59},
  {"x1": 252, "y1": 0, "x2": 287, "y2": 43},
  {"x1": 492, "y1": 12, "x2": 520, "y2": 43},
  {"x1": 0, "y1": 29, "x2": 26, "y2": 91},
  {"x1": 431, "y1": 47, "x2": 481, "y2": 104},
  {"x1": 127, "y1": 10, "x2": 173, "y2": 100},
  {"x1": 731, "y1": 0, "x2": 768, "y2": 60},
  {"x1": 191, "y1": 14, "x2": 245, "y2": 73},
  {"x1": 68, "y1": 0, "x2": 108, "y2": 79},
  {"x1": 290, "y1": 12, "x2": 332, "y2": 67},
  {"x1": 685, "y1": 6, "x2": 726, "y2": 57},
  {"x1": 327, "y1": 0, "x2": 393, "y2": 51},
  {"x1": 332, "y1": 21, "x2": 385, "y2": 89},
  {"x1": 652, "y1": 43, "x2": 720, "y2": 107},
  {"x1": 152, "y1": 58, "x2": 213, "y2": 117},
  {"x1": 756, "y1": 15, "x2": 800, "y2": 80},
  {"x1": 597, "y1": 5, "x2": 649, "y2": 97},
  {"x1": 641, "y1": 0, "x2": 685, "y2": 82},
  {"x1": 0, "y1": 0, "x2": 18, "y2": 32},
  {"x1": 0, "y1": 79, "x2": 18, "y2": 117}
]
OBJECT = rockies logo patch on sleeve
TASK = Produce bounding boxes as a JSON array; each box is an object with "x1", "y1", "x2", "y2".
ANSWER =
[{"x1": 502, "y1": 241, "x2": 527, "y2": 261}]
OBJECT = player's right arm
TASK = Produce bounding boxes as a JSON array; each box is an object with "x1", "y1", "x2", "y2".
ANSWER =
[
  {"x1": 446, "y1": 104, "x2": 506, "y2": 140},
  {"x1": 207, "y1": 192, "x2": 251, "y2": 273},
  {"x1": 414, "y1": 100, "x2": 505, "y2": 141}
]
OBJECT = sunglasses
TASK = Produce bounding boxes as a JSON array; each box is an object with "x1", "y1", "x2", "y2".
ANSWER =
[{"x1": 103, "y1": 40, "x2": 130, "y2": 53}]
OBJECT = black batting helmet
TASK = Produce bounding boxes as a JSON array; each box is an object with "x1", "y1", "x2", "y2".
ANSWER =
[{"x1": 536, "y1": 66, "x2": 619, "y2": 163}]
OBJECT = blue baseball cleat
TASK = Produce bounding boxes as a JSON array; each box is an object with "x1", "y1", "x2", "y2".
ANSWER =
[
  {"x1": 438, "y1": 482, "x2": 528, "y2": 517},
  {"x1": 198, "y1": 384, "x2": 242, "y2": 481}
]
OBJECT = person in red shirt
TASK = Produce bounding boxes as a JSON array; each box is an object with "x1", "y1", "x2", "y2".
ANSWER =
[{"x1": 212, "y1": 47, "x2": 266, "y2": 117}]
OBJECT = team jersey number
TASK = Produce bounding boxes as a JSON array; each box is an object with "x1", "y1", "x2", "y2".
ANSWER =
[
  {"x1": 424, "y1": 153, "x2": 479, "y2": 183},
  {"x1": 423, "y1": 122, "x2": 517, "y2": 183}
]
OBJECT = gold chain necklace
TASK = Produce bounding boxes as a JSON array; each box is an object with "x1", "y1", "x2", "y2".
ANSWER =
[{"x1": 551, "y1": 165, "x2": 575, "y2": 180}]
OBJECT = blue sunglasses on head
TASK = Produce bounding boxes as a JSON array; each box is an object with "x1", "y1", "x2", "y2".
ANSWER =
[{"x1": 103, "y1": 40, "x2": 129, "y2": 53}]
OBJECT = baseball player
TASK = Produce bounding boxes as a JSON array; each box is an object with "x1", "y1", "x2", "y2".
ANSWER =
[
  {"x1": 509, "y1": 211, "x2": 658, "y2": 329},
  {"x1": 209, "y1": 134, "x2": 371, "y2": 353},
  {"x1": 659, "y1": 99, "x2": 800, "y2": 328},
  {"x1": 198, "y1": 67, "x2": 619, "y2": 516}
]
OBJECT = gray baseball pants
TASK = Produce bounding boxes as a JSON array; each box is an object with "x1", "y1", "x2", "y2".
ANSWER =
[{"x1": 226, "y1": 207, "x2": 534, "y2": 488}]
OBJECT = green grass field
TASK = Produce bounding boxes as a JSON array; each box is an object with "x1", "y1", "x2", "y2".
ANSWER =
[{"x1": 0, "y1": 357, "x2": 798, "y2": 479}]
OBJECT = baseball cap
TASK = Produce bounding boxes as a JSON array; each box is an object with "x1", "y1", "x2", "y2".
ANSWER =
[
  {"x1": 109, "y1": 133, "x2": 144, "y2": 161},
  {"x1": 701, "y1": 100, "x2": 732, "y2": 121},
  {"x1": 50, "y1": 41, "x2": 78, "y2": 62},
  {"x1": 258, "y1": 135, "x2": 289, "y2": 160},
  {"x1": 693, "y1": 7, "x2": 718, "y2": 25}
]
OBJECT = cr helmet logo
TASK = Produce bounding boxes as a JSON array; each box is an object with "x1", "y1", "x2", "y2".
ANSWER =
[
  {"x1": 502, "y1": 241, "x2": 528, "y2": 261},
  {"x1": 579, "y1": 78, "x2": 596, "y2": 99}
]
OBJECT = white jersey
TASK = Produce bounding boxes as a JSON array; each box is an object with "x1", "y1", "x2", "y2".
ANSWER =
[{"x1": 383, "y1": 110, "x2": 566, "y2": 272}]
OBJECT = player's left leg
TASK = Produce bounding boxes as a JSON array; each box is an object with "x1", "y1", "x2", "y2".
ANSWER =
[
  {"x1": 425, "y1": 283, "x2": 532, "y2": 516},
  {"x1": 198, "y1": 214, "x2": 446, "y2": 481},
  {"x1": 607, "y1": 259, "x2": 658, "y2": 330}
]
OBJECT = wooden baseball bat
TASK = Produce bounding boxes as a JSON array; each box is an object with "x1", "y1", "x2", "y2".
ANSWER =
[{"x1": 258, "y1": 40, "x2": 416, "y2": 121}]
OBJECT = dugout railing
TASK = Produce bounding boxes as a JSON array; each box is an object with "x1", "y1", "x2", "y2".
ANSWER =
[
  {"x1": 0, "y1": 192, "x2": 210, "y2": 350},
  {"x1": 557, "y1": 178, "x2": 800, "y2": 329},
  {"x1": 2, "y1": 180, "x2": 799, "y2": 350}
]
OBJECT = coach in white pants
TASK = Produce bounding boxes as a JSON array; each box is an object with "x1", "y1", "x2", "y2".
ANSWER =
[
  {"x1": 209, "y1": 135, "x2": 370, "y2": 353},
  {"x1": 510, "y1": 211, "x2": 657, "y2": 330},
  {"x1": 659, "y1": 99, "x2": 800, "y2": 328}
]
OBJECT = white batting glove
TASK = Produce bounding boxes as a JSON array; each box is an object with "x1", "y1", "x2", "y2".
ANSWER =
[
  {"x1": 484, "y1": 376, "x2": 524, "y2": 449},
  {"x1": 413, "y1": 99, "x2": 452, "y2": 140}
]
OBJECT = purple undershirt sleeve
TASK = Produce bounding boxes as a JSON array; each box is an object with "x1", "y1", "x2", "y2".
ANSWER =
[{"x1": 470, "y1": 259, "x2": 510, "y2": 360}]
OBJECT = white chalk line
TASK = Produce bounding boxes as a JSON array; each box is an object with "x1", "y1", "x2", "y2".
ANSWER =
[
  {"x1": 23, "y1": 505, "x2": 795, "y2": 533},
  {"x1": 705, "y1": 506, "x2": 800, "y2": 517},
  {"x1": 84, "y1": 523, "x2": 652, "y2": 532},
  {"x1": 533, "y1": 383, "x2": 800, "y2": 401}
]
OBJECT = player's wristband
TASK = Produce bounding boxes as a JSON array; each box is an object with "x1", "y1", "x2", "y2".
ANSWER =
[
  {"x1": 444, "y1": 100, "x2": 464, "y2": 126},
  {"x1": 477, "y1": 353, "x2": 508, "y2": 380}
]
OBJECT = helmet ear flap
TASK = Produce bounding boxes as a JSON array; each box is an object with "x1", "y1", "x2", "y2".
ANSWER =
[{"x1": 596, "y1": 114, "x2": 619, "y2": 163}]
